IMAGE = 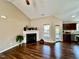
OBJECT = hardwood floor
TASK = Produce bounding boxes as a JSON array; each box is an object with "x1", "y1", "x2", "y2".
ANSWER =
[{"x1": 0, "y1": 42, "x2": 79, "y2": 59}]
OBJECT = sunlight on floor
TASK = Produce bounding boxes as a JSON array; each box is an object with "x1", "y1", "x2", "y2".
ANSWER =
[
  {"x1": 72, "y1": 44, "x2": 79, "y2": 59},
  {"x1": 54, "y1": 42, "x2": 62, "y2": 59}
]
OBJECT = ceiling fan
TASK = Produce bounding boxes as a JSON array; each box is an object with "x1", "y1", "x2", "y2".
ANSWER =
[{"x1": 25, "y1": 0, "x2": 30, "y2": 5}]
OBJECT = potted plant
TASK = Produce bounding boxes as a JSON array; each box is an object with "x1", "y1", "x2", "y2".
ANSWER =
[{"x1": 16, "y1": 35, "x2": 24, "y2": 46}]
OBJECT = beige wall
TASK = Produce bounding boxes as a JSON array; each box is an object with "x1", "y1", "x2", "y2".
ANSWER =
[
  {"x1": 0, "y1": 0, "x2": 30, "y2": 52},
  {"x1": 31, "y1": 16, "x2": 63, "y2": 43},
  {"x1": 0, "y1": 0, "x2": 63, "y2": 52}
]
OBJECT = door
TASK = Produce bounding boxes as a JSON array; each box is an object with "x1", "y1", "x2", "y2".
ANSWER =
[{"x1": 55, "y1": 25, "x2": 61, "y2": 41}]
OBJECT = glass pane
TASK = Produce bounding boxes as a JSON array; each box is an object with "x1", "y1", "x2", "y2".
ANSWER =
[
  {"x1": 55, "y1": 25, "x2": 61, "y2": 41},
  {"x1": 43, "y1": 34, "x2": 50, "y2": 39},
  {"x1": 44, "y1": 25, "x2": 50, "y2": 33},
  {"x1": 43, "y1": 24, "x2": 50, "y2": 39},
  {"x1": 77, "y1": 24, "x2": 79, "y2": 31}
]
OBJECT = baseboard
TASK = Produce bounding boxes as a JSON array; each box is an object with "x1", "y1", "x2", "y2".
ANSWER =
[
  {"x1": 54, "y1": 41, "x2": 62, "y2": 43},
  {"x1": 0, "y1": 43, "x2": 20, "y2": 53},
  {"x1": 44, "y1": 41, "x2": 63, "y2": 44},
  {"x1": 44, "y1": 41, "x2": 56, "y2": 43}
]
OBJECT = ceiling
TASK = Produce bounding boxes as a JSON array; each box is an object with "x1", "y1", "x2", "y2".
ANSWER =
[{"x1": 7, "y1": 0, "x2": 79, "y2": 21}]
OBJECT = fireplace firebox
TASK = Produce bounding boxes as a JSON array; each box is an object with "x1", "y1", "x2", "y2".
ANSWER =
[{"x1": 26, "y1": 33, "x2": 37, "y2": 44}]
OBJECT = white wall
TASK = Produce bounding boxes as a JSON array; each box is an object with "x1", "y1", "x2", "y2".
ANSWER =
[
  {"x1": 31, "y1": 16, "x2": 63, "y2": 43},
  {"x1": 0, "y1": 0, "x2": 30, "y2": 52}
]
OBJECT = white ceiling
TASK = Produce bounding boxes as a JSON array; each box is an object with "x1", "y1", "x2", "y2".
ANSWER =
[{"x1": 8, "y1": 0, "x2": 79, "y2": 21}]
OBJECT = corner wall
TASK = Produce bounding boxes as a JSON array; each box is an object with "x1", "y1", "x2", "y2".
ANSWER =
[
  {"x1": 31, "y1": 16, "x2": 63, "y2": 43},
  {"x1": 0, "y1": 0, "x2": 30, "y2": 52}
]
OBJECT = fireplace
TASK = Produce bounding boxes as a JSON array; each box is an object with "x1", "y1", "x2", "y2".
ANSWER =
[
  {"x1": 23, "y1": 30, "x2": 39, "y2": 44},
  {"x1": 26, "y1": 33, "x2": 36, "y2": 44}
]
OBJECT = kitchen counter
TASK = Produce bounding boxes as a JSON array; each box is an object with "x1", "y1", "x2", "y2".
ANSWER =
[
  {"x1": 63, "y1": 31, "x2": 79, "y2": 42},
  {"x1": 63, "y1": 30, "x2": 79, "y2": 42}
]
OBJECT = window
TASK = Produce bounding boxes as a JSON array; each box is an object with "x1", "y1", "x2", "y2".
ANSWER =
[
  {"x1": 43, "y1": 24, "x2": 50, "y2": 39},
  {"x1": 77, "y1": 24, "x2": 79, "y2": 31}
]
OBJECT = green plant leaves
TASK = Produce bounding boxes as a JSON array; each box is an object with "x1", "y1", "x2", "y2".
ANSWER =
[{"x1": 16, "y1": 35, "x2": 24, "y2": 43}]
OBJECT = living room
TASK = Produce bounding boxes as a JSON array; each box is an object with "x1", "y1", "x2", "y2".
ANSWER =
[{"x1": 0, "y1": 0, "x2": 79, "y2": 59}]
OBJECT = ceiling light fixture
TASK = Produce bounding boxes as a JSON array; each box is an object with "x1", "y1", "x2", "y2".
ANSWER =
[
  {"x1": 72, "y1": 15, "x2": 75, "y2": 18},
  {"x1": 0, "y1": 16, "x2": 7, "y2": 19}
]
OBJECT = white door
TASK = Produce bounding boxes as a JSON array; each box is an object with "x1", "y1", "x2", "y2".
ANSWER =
[{"x1": 55, "y1": 25, "x2": 61, "y2": 41}]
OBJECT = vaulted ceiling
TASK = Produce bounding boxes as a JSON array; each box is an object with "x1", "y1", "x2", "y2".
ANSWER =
[{"x1": 8, "y1": 0, "x2": 79, "y2": 21}]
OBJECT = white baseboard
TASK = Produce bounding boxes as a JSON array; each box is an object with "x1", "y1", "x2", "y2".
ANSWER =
[
  {"x1": 0, "y1": 43, "x2": 20, "y2": 53},
  {"x1": 44, "y1": 40, "x2": 63, "y2": 43},
  {"x1": 44, "y1": 41, "x2": 56, "y2": 43}
]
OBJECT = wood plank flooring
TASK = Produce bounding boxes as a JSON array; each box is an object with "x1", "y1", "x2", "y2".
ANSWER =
[{"x1": 0, "y1": 42, "x2": 79, "y2": 59}]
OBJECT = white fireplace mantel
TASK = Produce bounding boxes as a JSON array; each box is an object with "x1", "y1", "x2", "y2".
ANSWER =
[{"x1": 23, "y1": 30, "x2": 39, "y2": 43}]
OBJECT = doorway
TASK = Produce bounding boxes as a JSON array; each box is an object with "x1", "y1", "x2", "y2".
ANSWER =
[{"x1": 55, "y1": 25, "x2": 61, "y2": 42}]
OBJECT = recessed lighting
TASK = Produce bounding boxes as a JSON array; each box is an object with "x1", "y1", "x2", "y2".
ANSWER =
[
  {"x1": 1, "y1": 16, "x2": 7, "y2": 19},
  {"x1": 72, "y1": 15, "x2": 75, "y2": 18}
]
